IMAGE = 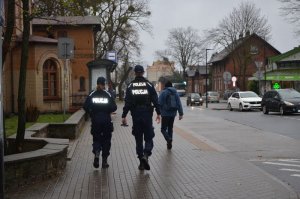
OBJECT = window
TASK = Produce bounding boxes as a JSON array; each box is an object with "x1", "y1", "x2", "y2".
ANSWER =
[
  {"x1": 79, "y1": 76, "x2": 86, "y2": 91},
  {"x1": 43, "y1": 59, "x2": 59, "y2": 100}
]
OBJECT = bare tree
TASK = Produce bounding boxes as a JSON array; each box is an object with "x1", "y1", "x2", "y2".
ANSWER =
[
  {"x1": 165, "y1": 27, "x2": 204, "y2": 78},
  {"x1": 95, "y1": 0, "x2": 151, "y2": 59},
  {"x1": 204, "y1": 1, "x2": 271, "y2": 90},
  {"x1": 278, "y1": 0, "x2": 300, "y2": 36}
]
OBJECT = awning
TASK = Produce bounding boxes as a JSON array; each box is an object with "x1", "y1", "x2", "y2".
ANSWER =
[{"x1": 266, "y1": 70, "x2": 300, "y2": 81}]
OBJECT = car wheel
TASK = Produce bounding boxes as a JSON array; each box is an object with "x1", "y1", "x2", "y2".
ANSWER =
[
  {"x1": 280, "y1": 106, "x2": 285, "y2": 116},
  {"x1": 239, "y1": 103, "x2": 243, "y2": 112},
  {"x1": 228, "y1": 103, "x2": 233, "y2": 111},
  {"x1": 262, "y1": 105, "x2": 269, "y2": 114}
]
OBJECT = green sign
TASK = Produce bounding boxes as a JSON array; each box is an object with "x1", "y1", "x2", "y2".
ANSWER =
[
  {"x1": 273, "y1": 82, "x2": 281, "y2": 89},
  {"x1": 266, "y1": 72, "x2": 300, "y2": 81}
]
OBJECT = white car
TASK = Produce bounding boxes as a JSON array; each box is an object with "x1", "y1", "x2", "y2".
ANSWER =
[{"x1": 227, "y1": 91, "x2": 262, "y2": 111}]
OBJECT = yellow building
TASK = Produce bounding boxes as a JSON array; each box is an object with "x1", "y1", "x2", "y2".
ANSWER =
[
  {"x1": 3, "y1": 11, "x2": 100, "y2": 113},
  {"x1": 146, "y1": 59, "x2": 175, "y2": 91}
]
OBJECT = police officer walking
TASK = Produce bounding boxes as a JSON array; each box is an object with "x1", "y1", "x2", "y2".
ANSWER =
[
  {"x1": 122, "y1": 65, "x2": 161, "y2": 171},
  {"x1": 83, "y1": 77, "x2": 117, "y2": 169}
]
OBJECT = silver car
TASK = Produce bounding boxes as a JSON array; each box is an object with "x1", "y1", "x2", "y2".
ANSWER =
[{"x1": 203, "y1": 91, "x2": 220, "y2": 103}]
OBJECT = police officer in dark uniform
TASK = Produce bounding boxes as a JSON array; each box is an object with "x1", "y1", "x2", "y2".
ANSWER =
[
  {"x1": 122, "y1": 65, "x2": 161, "y2": 171},
  {"x1": 83, "y1": 77, "x2": 117, "y2": 169}
]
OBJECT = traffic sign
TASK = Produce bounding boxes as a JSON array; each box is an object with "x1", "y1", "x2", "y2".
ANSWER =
[
  {"x1": 58, "y1": 37, "x2": 74, "y2": 59},
  {"x1": 106, "y1": 51, "x2": 117, "y2": 63},
  {"x1": 223, "y1": 71, "x2": 232, "y2": 81}
]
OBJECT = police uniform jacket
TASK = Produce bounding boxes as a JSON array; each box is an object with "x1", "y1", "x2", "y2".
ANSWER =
[
  {"x1": 122, "y1": 76, "x2": 161, "y2": 118},
  {"x1": 84, "y1": 89, "x2": 117, "y2": 126}
]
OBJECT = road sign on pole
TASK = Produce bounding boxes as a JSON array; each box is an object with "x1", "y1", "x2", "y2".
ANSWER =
[
  {"x1": 106, "y1": 51, "x2": 117, "y2": 63},
  {"x1": 223, "y1": 71, "x2": 231, "y2": 82},
  {"x1": 58, "y1": 38, "x2": 74, "y2": 118},
  {"x1": 58, "y1": 38, "x2": 74, "y2": 59}
]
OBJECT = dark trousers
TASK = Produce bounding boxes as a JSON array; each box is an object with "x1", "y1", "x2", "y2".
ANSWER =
[
  {"x1": 161, "y1": 116, "x2": 175, "y2": 142},
  {"x1": 92, "y1": 132, "x2": 112, "y2": 158},
  {"x1": 91, "y1": 121, "x2": 113, "y2": 158},
  {"x1": 132, "y1": 111, "x2": 155, "y2": 159}
]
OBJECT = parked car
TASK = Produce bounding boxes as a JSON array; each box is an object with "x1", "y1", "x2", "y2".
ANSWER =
[
  {"x1": 187, "y1": 93, "x2": 203, "y2": 106},
  {"x1": 223, "y1": 89, "x2": 239, "y2": 100},
  {"x1": 227, "y1": 91, "x2": 262, "y2": 111},
  {"x1": 203, "y1": 91, "x2": 220, "y2": 103},
  {"x1": 261, "y1": 88, "x2": 300, "y2": 115}
]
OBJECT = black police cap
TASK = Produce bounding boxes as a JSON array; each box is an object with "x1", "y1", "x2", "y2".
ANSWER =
[
  {"x1": 134, "y1": 65, "x2": 144, "y2": 73},
  {"x1": 97, "y1": 77, "x2": 106, "y2": 85}
]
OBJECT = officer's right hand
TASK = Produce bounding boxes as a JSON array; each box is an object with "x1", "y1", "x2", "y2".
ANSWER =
[
  {"x1": 122, "y1": 117, "x2": 127, "y2": 126},
  {"x1": 155, "y1": 115, "x2": 161, "y2": 124},
  {"x1": 179, "y1": 115, "x2": 183, "y2": 120}
]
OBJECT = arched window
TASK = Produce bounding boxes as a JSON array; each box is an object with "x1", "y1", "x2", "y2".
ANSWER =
[
  {"x1": 43, "y1": 59, "x2": 59, "y2": 100},
  {"x1": 79, "y1": 76, "x2": 86, "y2": 91}
]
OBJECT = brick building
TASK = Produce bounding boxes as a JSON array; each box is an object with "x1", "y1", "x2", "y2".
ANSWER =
[
  {"x1": 209, "y1": 33, "x2": 280, "y2": 97},
  {"x1": 186, "y1": 65, "x2": 207, "y2": 94},
  {"x1": 3, "y1": 12, "x2": 100, "y2": 113}
]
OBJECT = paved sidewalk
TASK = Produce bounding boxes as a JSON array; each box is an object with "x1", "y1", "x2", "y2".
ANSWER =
[{"x1": 6, "y1": 105, "x2": 298, "y2": 199}]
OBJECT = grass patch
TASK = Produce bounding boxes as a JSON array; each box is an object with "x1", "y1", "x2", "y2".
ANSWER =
[{"x1": 4, "y1": 113, "x2": 71, "y2": 137}]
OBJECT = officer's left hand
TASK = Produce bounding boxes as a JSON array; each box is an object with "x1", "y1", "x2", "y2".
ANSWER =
[{"x1": 155, "y1": 115, "x2": 161, "y2": 124}]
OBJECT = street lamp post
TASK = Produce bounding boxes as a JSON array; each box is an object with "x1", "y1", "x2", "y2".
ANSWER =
[{"x1": 205, "y1": 49, "x2": 213, "y2": 108}]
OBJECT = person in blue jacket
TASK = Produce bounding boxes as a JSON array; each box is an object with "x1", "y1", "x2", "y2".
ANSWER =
[
  {"x1": 158, "y1": 81, "x2": 183, "y2": 149},
  {"x1": 83, "y1": 77, "x2": 117, "y2": 169},
  {"x1": 122, "y1": 65, "x2": 161, "y2": 171}
]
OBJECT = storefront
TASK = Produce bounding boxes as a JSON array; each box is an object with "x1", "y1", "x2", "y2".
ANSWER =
[{"x1": 265, "y1": 70, "x2": 300, "y2": 92}]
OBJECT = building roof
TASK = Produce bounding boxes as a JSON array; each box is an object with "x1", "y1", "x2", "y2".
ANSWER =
[
  {"x1": 32, "y1": 16, "x2": 100, "y2": 26},
  {"x1": 269, "y1": 46, "x2": 300, "y2": 63},
  {"x1": 186, "y1": 65, "x2": 207, "y2": 77},
  {"x1": 16, "y1": 35, "x2": 58, "y2": 43},
  {"x1": 210, "y1": 33, "x2": 280, "y2": 63}
]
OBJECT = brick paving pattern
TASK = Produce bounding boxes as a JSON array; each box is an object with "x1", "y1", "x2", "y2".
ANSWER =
[{"x1": 6, "y1": 107, "x2": 297, "y2": 199}]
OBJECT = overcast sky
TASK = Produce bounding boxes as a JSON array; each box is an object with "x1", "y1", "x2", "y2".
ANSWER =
[{"x1": 139, "y1": 0, "x2": 300, "y2": 67}]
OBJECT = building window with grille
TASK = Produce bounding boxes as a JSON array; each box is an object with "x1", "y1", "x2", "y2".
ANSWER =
[
  {"x1": 43, "y1": 59, "x2": 60, "y2": 100},
  {"x1": 79, "y1": 76, "x2": 86, "y2": 91}
]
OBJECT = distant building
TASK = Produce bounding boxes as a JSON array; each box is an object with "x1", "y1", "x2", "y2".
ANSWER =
[
  {"x1": 146, "y1": 59, "x2": 175, "y2": 91},
  {"x1": 186, "y1": 65, "x2": 207, "y2": 94},
  {"x1": 209, "y1": 33, "x2": 280, "y2": 97},
  {"x1": 266, "y1": 46, "x2": 300, "y2": 92}
]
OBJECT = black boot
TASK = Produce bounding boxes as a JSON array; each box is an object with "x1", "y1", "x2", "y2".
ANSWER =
[
  {"x1": 102, "y1": 157, "x2": 109, "y2": 169},
  {"x1": 167, "y1": 140, "x2": 172, "y2": 150},
  {"x1": 93, "y1": 156, "x2": 99, "y2": 168},
  {"x1": 141, "y1": 154, "x2": 150, "y2": 170},
  {"x1": 138, "y1": 158, "x2": 145, "y2": 170}
]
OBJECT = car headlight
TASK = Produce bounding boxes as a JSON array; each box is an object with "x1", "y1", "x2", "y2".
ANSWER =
[
  {"x1": 191, "y1": 99, "x2": 194, "y2": 101},
  {"x1": 284, "y1": 101, "x2": 294, "y2": 106}
]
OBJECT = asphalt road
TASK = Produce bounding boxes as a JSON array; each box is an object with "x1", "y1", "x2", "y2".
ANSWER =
[
  {"x1": 181, "y1": 98, "x2": 300, "y2": 196},
  {"x1": 194, "y1": 101, "x2": 300, "y2": 140}
]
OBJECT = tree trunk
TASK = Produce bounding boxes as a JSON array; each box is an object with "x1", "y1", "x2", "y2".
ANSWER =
[
  {"x1": 118, "y1": 66, "x2": 132, "y2": 101},
  {"x1": 2, "y1": 0, "x2": 15, "y2": 65},
  {"x1": 15, "y1": 0, "x2": 30, "y2": 152}
]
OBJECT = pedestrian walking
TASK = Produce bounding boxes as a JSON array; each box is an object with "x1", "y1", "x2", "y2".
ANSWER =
[
  {"x1": 83, "y1": 77, "x2": 117, "y2": 169},
  {"x1": 158, "y1": 81, "x2": 183, "y2": 149},
  {"x1": 121, "y1": 65, "x2": 161, "y2": 171}
]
